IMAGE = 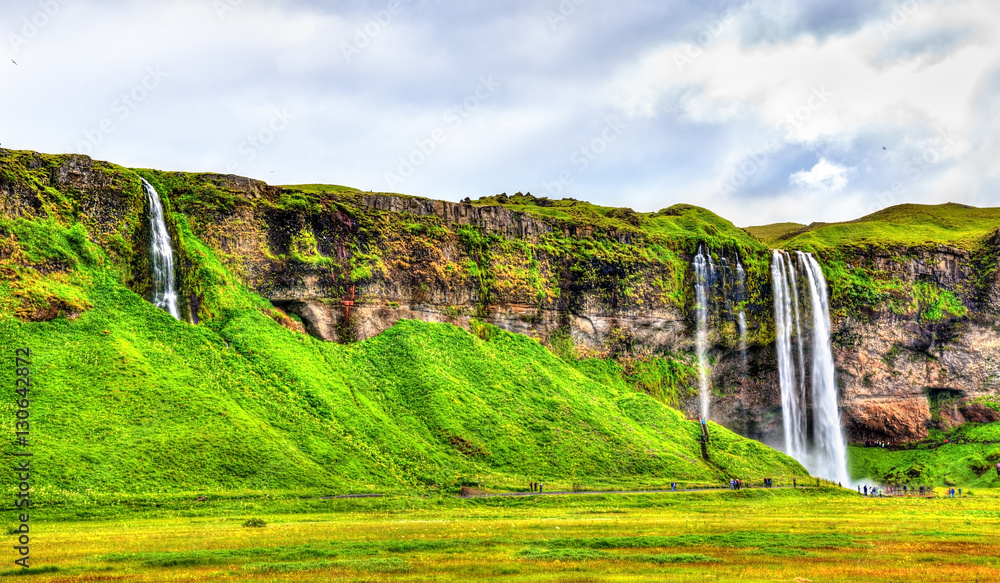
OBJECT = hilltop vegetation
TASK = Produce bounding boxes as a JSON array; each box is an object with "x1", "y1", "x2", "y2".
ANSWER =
[{"x1": 767, "y1": 203, "x2": 1000, "y2": 252}]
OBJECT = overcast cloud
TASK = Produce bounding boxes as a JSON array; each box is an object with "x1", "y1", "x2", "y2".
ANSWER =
[{"x1": 2, "y1": 0, "x2": 998, "y2": 225}]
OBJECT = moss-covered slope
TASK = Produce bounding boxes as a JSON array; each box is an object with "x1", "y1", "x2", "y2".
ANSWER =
[{"x1": 0, "y1": 149, "x2": 807, "y2": 502}]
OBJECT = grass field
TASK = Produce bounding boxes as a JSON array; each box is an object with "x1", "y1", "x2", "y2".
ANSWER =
[{"x1": 10, "y1": 487, "x2": 1000, "y2": 581}]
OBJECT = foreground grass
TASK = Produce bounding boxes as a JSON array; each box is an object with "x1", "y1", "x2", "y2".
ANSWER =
[{"x1": 9, "y1": 488, "x2": 1000, "y2": 582}]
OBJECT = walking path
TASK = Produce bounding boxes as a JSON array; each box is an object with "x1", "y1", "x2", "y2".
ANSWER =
[
  {"x1": 457, "y1": 486, "x2": 800, "y2": 498},
  {"x1": 313, "y1": 485, "x2": 943, "y2": 501}
]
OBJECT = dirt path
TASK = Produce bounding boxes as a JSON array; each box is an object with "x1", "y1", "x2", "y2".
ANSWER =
[{"x1": 456, "y1": 486, "x2": 799, "y2": 498}]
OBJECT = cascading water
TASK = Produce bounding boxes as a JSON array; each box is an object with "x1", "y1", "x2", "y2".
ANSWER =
[
  {"x1": 771, "y1": 252, "x2": 806, "y2": 462},
  {"x1": 801, "y1": 253, "x2": 849, "y2": 484},
  {"x1": 736, "y1": 257, "x2": 747, "y2": 365},
  {"x1": 142, "y1": 179, "x2": 180, "y2": 320},
  {"x1": 692, "y1": 245, "x2": 714, "y2": 419},
  {"x1": 771, "y1": 250, "x2": 849, "y2": 484}
]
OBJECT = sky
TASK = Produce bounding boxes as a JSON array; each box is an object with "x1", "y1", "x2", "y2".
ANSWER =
[{"x1": 2, "y1": 0, "x2": 999, "y2": 226}]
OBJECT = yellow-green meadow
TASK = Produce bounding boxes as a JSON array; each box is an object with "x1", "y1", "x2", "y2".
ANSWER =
[{"x1": 12, "y1": 487, "x2": 1000, "y2": 581}]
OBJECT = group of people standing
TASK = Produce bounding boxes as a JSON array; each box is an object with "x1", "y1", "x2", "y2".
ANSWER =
[
  {"x1": 858, "y1": 483, "x2": 958, "y2": 497},
  {"x1": 729, "y1": 479, "x2": 744, "y2": 490},
  {"x1": 863, "y1": 439, "x2": 893, "y2": 448},
  {"x1": 763, "y1": 477, "x2": 774, "y2": 487},
  {"x1": 528, "y1": 482, "x2": 544, "y2": 493}
]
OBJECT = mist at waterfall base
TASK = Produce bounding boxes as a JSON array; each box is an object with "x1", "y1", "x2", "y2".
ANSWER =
[
  {"x1": 772, "y1": 250, "x2": 850, "y2": 485},
  {"x1": 142, "y1": 179, "x2": 180, "y2": 320}
]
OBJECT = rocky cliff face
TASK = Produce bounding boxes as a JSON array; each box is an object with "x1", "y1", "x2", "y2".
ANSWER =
[
  {"x1": 3, "y1": 149, "x2": 998, "y2": 447},
  {"x1": 141, "y1": 172, "x2": 713, "y2": 358},
  {"x1": 828, "y1": 244, "x2": 1000, "y2": 442}
]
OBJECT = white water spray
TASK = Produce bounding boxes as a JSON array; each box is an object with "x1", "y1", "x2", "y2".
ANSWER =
[
  {"x1": 771, "y1": 250, "x2": 848, "y2": 484},
  {"x1": 693, "y1": 246, "x2": 714, "y2": 419},
  {"x1": 142, "y1": 179, "x2": 180, "y2": 320}
]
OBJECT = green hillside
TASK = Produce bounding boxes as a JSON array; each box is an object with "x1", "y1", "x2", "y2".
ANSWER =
[
  {"x1": 0, "y1": 162, "x2": 807, "y2": 504},
  {"x1": 744, "y1": 222, "x2": 806, "y2": 245},
  {"x1": 849, "y1": 423, "x2": 1000, "y2": 488},
  {"x1": 771, "y1": 203, "x2": 1000, "y2": 252}
]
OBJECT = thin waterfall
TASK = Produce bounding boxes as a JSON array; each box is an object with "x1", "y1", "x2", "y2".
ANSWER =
[
  {"x1": 693, "y1": 245, "x2": 713, "y2": 420},
  {"x1": 736, "y1": 257, "x2": 747, "y2": 365},
  {"x1": 771, "y1": 250, "x2": 848, "y2": 483},
  {"x1": 142, "y1": 178, "x2": 180, "y2": 320}
]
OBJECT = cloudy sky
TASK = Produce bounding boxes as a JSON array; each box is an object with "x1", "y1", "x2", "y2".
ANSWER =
[{"x1": 2, "y1": 0, "x2": 999, "y2": 226}]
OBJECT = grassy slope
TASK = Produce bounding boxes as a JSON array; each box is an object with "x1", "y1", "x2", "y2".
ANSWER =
[
  {"x1": 0, "y1": 204, "x2": 806, "y2": 504},
  {"x1": 849, "y1": 423, "x2": 1000, "y2": 487},
  {"x1": 743, "y1": 222, "x2": 806, "y2": 245},
  {"x1": 770, "y1": 203, "x2": 1000, "y2": 252}
]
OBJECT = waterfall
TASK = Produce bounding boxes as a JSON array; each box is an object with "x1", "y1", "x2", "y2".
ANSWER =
[
  {"x1": 142, "y1": 179, "x2": 180, "y2": 320},
  {"x1": 801, "y1": 253, "x2": 849, "y2": 484},
  {"x1": 736, "y1": 257, "x2": 747, "y2": 364},
  {"x1": 771, "y1": 250, "x2": 848, "y2": 484},
  {"x1": 771, "y1": 252, "x2": 806, "y2": 461},
  {"x1": 692, "y1": 245, "x2": 714, "y2": 420}
]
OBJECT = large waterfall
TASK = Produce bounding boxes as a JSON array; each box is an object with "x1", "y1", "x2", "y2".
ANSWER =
[
  {"x1": 771, "y1": 250, "x2": 849, "y2": 484},
  {"x1": 142, "y1": 179, "x2": 180, "y2": 320},
  {"x1": 692, "y1": 245, "x2": 714, "y2": 420}
]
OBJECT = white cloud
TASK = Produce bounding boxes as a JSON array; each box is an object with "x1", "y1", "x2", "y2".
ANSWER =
[
  {"x1": 789, "y1": 158, "x2": 851, "y2": 191},
  {"x1": 1, "y1": 0, "x2": 999, "y2": 225}
]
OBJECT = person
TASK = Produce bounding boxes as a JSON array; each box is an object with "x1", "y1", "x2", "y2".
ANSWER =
[
  {"x1": 671, "y1": 481, "x2": 676, "y2": 491},
  {"x1": 858, "y1": 485, "x2": 861, "y2": 494},
  {"x1": 958, "y1": 488, "x2": 962, "y2": 497},
  {"x1": 903, "y1": 485, "x2": 907, "y2": 495},
  {"x1": 793, "y1": 478, "x2": 797, "y2": 488},
  {"x1": 863, "y1": 485, "x2": 868, "y2": 496},
  {"x1": 539, "y1": 482, "x2": 543, "y2": 493},
  {"x1": 996, "y1": 461, "x2": 1000, "y2": 477}
]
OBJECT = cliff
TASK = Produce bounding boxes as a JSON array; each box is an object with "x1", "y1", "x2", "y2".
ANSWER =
[{"x1": 2, "y1": 148, "x2": 999, "y2": 453}]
